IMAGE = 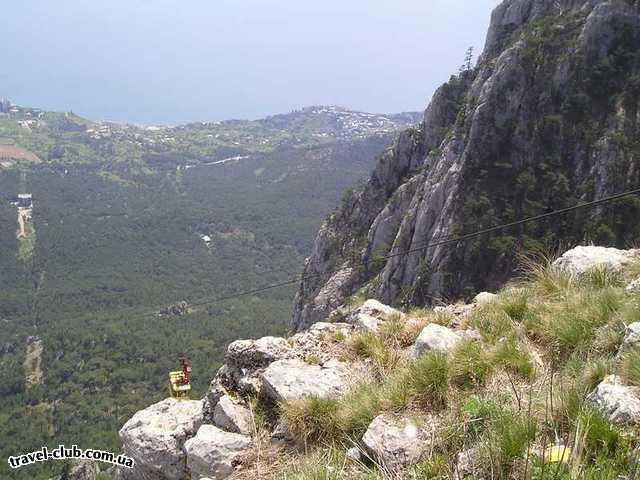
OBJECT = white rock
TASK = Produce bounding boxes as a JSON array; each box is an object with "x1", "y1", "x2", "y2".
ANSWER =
[
  {"x1": 473, "y1": 292, "x2": 497, "y2": 305},
  {"x1": 214, "y1": 395, "x2": 253, "y2": 435},
  {"x1": 412, "y1": 324, "x2": 462, "y2": 357},
  {"x1": 587, "y1": 375, "x2": 640, "y2": 425},
  {"x1": 184, "y1": 424, "x2": 251, "y2": 480},
  {"x1": 626, "y1": 278, "x2": 640, "y2": 293},
  {"x1": 362, "y1": 414, "x2": 433, "y2": 470},
  {"x1": 260, "y1": 359, "x2": 352, "y2": 402},
  {"x1": 346, "y1": 446, "x2": 363, "y2": 462},
  {"x1": 119, "y1": 398, "x2": 203, "y2": 480},
  {"x1": 358, "y1": 299, "x2": 403, "y2": 319},
  {"x1": 623, "y1": 323, "x2": 640, "y2": 349},
  {"x1": 553, "y1": 246, "x2": 639, "y2": 275},
  {"x1": 352, "y1": 312, "x2": 381, "y2": 332}
]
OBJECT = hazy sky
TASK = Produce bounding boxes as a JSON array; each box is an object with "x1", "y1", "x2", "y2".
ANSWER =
[{"x1": 3, "y1": 0, "x2": 498, "y2": 125}]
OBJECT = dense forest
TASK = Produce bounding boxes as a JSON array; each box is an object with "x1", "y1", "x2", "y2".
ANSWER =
[{"x1": 0, "y1": 104, "x2": 418, "y2": 479}]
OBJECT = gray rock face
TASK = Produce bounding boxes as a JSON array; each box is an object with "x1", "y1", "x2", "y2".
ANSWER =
[
  {"x1": 118, "y1": 398, "x2": 203, "y2": 480},
  {"x1": 291, "y1": 0, "x2": 640, "y2": 331},
  {"x1": 214, "y1": 395, "x2": 253, "y2": 435},
  {"x1": 553, "y1": 246, "x2": 639, "y2": 275},
  {"x1": 587, "y1": 375, "x2": 640, "y2": 425},
  {"x1": 260, "y1": 359, "x2": 352, "y2": 402},
  {"x1": 623, "y1": 322, "x2": 640, "y2": 349},
  {"x1": 412, "y1": 323, "x2": 463, "y2": 357},
  {"x1": 362, "y1": 414, "x2": 433, "y2": 471},
  {"x1": 184, "y1": 424, "x2": 251, "y2": 480},
  {"x1": 218, "y1": 336, "x2": 293, "y2": 395}
]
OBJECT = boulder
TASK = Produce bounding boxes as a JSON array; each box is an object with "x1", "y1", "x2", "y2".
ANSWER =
[
  {"x1": 68, "y1": 461, "x2": 98, "y2": 480},
  {"x1": 260, "y1": 359, "x2": 352, "y2": 402},
  {"x1": 412, "y1": 324, "x2": 462, "y2": 357},
  {"x1": 214, "y1": 395, "x2": 253, "y2": 435},
  {"x1": 362, "y1": 414, "x2": 433, "y2": 471},
  {"x1": 225, "y1": 336, "x2": 292, "y2": 369},
  {"x1": 352, "y1": 313, "x2": 381, "y2": 332},
  {"x1": 553, "y1": 246, "x2": 639, "y2": 275},
  {"x1": 184, "y1": 424, "x2": 251, "y2": 480},
  {"x1": 119, "y1": 398, "x2": 203, "y2": 480},
  {"x1": 473, "y1": 292, "x2": 497, "y2": 305},
  {"x1": 221, "y1": 336, "x2": 293, "y2": 395},
  {"x1": 587, "y1": 375, "x2": 640, "y2": 425},
  {"x1": 623, "y1": 323, "x2": 640, "y2": 349}
]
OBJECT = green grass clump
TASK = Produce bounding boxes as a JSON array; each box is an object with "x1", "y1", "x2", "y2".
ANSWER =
[
  {"x1": 411, "y1": 454, "x2": 451, "y2": 479},
  {"x1": 461, "y1": 396, "x2": 499, "y2": 440},
  {"x1": 404, "y1": 352, "x2": 450, "y2": 408},
  {"x1": 525, "y1": 257, "x2": 575, "y2": 297},
  {"x1": 492, "y1": 338, "x2": 534, "y2": 378},
  {"x1": 498, "y1": 287, "x2": 531, "y2": 322},
  {"x1": 580, "y1": 266, "x2": 625, "y2": 289},
  {"x1": 470, "y1": 305, "x2": 515, "y2": 344},
  {"x1": 450, "y1": 340, "x2": 493, "y2": 389},
  {"x1": 488, "y1": 410, "x2": 537, "y2": 469},
  {"x1": 280, "y1": 396, "x2": 342, "y2": 445},
  {"x1": 578, "y1": 408, "x2": 628, "y2": 460},
  {"x1": 348, "y1": 332, "x2": 403, "y2": 375},
  {"x1": 621, "y1": 348, "x2": 640, "y2": 386},
  {"x1": 339, "y1": 383, "x2": 382, "y2": 437}
]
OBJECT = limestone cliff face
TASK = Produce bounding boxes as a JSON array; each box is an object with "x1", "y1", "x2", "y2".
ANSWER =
[{"x1": 292, "y1": 0, "x2": 640, "y2": 331}]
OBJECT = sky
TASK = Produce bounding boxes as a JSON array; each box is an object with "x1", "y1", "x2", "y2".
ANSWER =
[{"x1": 3, "y1": 0, "x2": 498, "y2": 125}]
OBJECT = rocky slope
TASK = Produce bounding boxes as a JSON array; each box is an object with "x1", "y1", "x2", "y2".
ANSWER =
[
  {"x1": 113, "y1": 245, "x2": 640, "y2": 479},
  {"x1": 292, "y1": 0, "x2": 640, "y2": 331}
]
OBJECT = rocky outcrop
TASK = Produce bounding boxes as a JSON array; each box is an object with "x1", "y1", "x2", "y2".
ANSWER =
[
  {"x1": 213, "y1": 395, "x2": 253, "y2": 435},
  {"x1": 587, "y1": 375, "x2": 640, "y2": 425},
  {"x1": 119, "y1": 398, "x2": 203, "y2": 480},
  {"x1": 292, "y1": 0, "x2": 640, "y2": 331},
  {"x1": 184, "y1": 425, "x2": 251, "y2": 480},
  {"x1": 553, "y1": 246, "x2": 640, "y2": 275},
  {"x1": 362, "y1": 414, "x2": 436, "y2": 471},
  {"x1": 261, "y1": 359, "x2": 353, "y2": 403}
]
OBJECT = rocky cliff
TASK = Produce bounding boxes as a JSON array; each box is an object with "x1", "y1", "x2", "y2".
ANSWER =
[{"x1": 292, "y1": 0, "x2": 640, "y2": 331}]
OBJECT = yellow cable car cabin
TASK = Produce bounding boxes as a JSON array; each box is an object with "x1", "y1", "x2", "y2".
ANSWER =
[{"x1": 169, "y1": 358, "x2": 192, "y2": 399}]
